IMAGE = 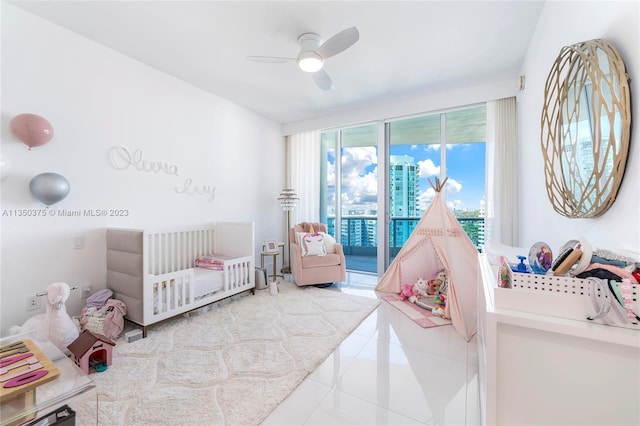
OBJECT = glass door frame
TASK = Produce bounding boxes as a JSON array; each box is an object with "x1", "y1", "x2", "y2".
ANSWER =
[{"x1": 377, "y1": 120, "x2": 389, "y2": 278}]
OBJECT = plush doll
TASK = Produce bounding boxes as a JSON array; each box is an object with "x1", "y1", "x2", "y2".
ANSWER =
[
  {"x1": 435, "y1": 269, "x2": 448, "y2": 294},
  {"x1": 10, "y1": 282, "x2": 79, "y2": 354},
  {"x1": 432, "y1": 293, "x2": 447, "y2": 317},
  {"x1": 398, "y1": 283, "x2": 414, "y2": 301},
  {"x1": 409, "y1": 278, "x2": 429, "y2": 303},
  {"x1": 428, "y1": 269, "x2": 448, "y2": 295},
  {"x1": 427, "y1": 277, "x2": 442, "y2": 295},
  {"x1": 41, "y1": 282, "x2": 79, "y2": 353}
]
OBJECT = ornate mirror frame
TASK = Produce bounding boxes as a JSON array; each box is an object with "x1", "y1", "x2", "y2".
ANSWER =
[{"x1": 541, "y1": 39, "x2": 631, "y2": 218}]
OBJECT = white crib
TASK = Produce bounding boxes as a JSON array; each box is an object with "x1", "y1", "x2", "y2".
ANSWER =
[{"x1": 106, "y1": 222, "x2": 255, "y2": 336}]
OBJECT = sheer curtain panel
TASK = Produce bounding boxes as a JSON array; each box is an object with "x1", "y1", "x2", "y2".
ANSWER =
[
  {"x1": 287, "y1": 130, "x2": 321, "y2": 224},
  {"x1": 485, "y1": 97, "x2": 519, "y2": 246}
]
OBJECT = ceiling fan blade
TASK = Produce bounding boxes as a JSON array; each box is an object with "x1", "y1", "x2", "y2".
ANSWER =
[
  {"x1": 316, "y1": 27, "x2": 359, "y2": 59},
  {"x1": 312, "y1": 69, "x2": 334, "y2": 91},
  {"x1": 246, "y1": 56, "x2": 295, "y2": 64}
]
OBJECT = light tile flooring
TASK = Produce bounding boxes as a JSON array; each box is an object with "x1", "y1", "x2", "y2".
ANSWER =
[{"x1": 263, "y1": 271, "x2": 480, "y2": 425}]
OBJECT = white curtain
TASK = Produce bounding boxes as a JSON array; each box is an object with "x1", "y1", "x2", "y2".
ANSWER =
[
  {"x1": 485, "y1": 97, "x2": 519, "y2": 246},
  {"x1": 287, "y1": 130, "x2": 321, "y2": 225}
]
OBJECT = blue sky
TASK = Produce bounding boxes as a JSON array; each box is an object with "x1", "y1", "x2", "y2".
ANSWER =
[
  {"x1": 327, "y1": 142, "x2": 486, "y2": 214},
  {"x1": 398, "y1": 142, "x2": 486, "y2": 211}
]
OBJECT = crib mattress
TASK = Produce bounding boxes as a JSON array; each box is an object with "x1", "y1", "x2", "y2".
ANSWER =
[{"x1": 193, "y1": 267, "x2": 224, "y2": 300}]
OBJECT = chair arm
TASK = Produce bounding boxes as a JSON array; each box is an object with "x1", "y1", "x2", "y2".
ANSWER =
[
  {"x1": 290, "y1": 242, "x2": 303, "y2": 275},
  {"x1": 334, "y1": 243, "x2": 346, "y2": 264}
]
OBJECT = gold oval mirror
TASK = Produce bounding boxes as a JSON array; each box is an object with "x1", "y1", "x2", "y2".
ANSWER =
[{"x1": 541, "y1": 39, "x2": 631, "y2": 218}]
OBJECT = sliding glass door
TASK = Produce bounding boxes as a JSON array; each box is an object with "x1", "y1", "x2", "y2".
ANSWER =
[
  {"x1": 321, "y1": 124, "x2": 378, "y2": 273},
  {"x1": 320, "y1": 104, "x2": 486, "y2": 276},
  {"x1": 387, "y1": 114, "x2": 441, "y2": 263},
  {"x1": 386, "y1": 106, "x2": 486, "y2": 268}
]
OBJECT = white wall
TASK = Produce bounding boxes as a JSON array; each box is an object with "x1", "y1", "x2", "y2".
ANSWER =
[
  {"x1": 517, "y1": 1, "x2": 639, "y2": 255},
  {"x1": 283, "y1": 79, "x2": 517, "y2": 135},
  {"x1": 0, "y1": 4, "x2": 285, "y2": 334}
]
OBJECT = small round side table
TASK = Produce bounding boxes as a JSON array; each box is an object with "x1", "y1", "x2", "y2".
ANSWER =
[{"x1": 260, "y1": 251, "x2": 283, "y2": 282}]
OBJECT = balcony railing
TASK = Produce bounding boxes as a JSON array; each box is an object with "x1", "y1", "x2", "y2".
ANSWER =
[{"x1": 328, "y1": 216, "x2": 485, "y2": 274}]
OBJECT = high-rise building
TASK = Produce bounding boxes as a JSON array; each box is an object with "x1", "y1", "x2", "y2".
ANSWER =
[{"x1": 389, "y1": 155, "x2": 420, "y2": 247}]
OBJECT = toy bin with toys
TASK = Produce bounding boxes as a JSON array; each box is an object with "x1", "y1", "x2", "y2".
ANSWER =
[{"x1": 495, "y1": 257, "x2": 640, "y2": 331}]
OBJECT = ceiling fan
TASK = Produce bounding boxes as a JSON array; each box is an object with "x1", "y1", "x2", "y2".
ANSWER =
[{"x1": 247, "y1": 27, "x2": 360, "y2": 91}]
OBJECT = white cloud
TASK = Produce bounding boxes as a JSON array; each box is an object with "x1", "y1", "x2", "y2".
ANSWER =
[
  {"x1": 417, "y1": 159, "x2": 440, "y2": 177},
  {"x1": 328, "y1": 148, "x2": 470, "y2": 213},
  {"x1": 340, "y1": 147, "x2": 378, "y2": 211},
  {"x1": 327, "y1": 160, "x2": 335, "y2": 186},
  {"x1": 445, "y1": 178, "x2": 462, "y2": 193},
  {"x1": 447, "y1": 199, "x2": 463, "y2": 210},
  {"x1": 417, "y1": 187, "x2": 436, "y2": 211}
]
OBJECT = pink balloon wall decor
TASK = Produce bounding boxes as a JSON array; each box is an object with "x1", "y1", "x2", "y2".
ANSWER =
[{"x1": 10, "y1": 113, "x2": 54, "y2": 150}]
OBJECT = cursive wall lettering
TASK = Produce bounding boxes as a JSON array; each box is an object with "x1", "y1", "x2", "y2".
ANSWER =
[
  {"x1": 175, "y1": 179, "x2": 217, "y2": 203},
  {"x1": 109, "y1": 146, "x2": 217, "y2": 203},
  {"x1": 109, "y1": 146, "x2": 180, "y2": 176}
]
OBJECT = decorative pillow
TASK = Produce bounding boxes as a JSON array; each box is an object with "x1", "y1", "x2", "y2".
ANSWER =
[
  {"x1": 320, "y1": 232, "x2": 336, "y2": 254},
  {"x1": 301, "y1": 233, "x2": 327, "y2": 257},
  {"x1": 295, "y1": 232, "x2": 307, "y2": 246}
]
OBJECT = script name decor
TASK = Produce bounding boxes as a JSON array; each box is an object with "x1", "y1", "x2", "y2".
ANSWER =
[
  {"x1": 175, "y1": 178, "x2": 217, "y2": 203},
  {"x1": 109, "y1": 146, "x2": 216, "y2": 203},
  {"x1": 109, "y1": 146, "x2": 180, "y2": 176}
]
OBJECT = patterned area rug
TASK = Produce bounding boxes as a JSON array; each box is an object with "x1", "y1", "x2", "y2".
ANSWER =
[
  {"x1": 72, "y1": 282, "x2": 380, "y2": 425},
  {"x1": 382, "y1": 294, "x2": 452, "y2": 328}
]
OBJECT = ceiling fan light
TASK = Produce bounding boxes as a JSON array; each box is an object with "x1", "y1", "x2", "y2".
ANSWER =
[{"x1": 297, "y1": 52, "x2": 324, "y2": 73}]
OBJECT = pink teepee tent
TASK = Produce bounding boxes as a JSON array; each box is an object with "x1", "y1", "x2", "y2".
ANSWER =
[{"x1": 376, "y1": 178, "x2": 478, "y2": 341}]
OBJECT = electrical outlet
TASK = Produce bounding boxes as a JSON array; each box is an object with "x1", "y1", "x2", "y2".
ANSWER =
[
  {"x1": 82, "y1": 286, "x2": 92, "y2": 299},
  {"x1": 73, "y1": 236, "x2": 85, "y2": 250},
  {"x1": 26, "y1": 297, "x2": 39, "y2": 311}
]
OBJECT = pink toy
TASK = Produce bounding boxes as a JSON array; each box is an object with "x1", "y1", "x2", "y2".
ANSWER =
[
  {"x1": 399, "y1": 278, "x2": 430, "y2": 303},
  {"x1": 409, "y1": 278, "x2": 429, "y2": 303},
  {"x1": 67, "y1": 330, "x2": 115, "y2": 374},
  {"x1": 398, "y1": 283, "x2": 414, "y2": 301}
]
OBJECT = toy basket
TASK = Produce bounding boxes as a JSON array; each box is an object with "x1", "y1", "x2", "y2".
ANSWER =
[
  {"x1": 495, "y1": 264, "x2": 640, "y2": 331},
  {"x1": 83, "y1": 315, "x2": 107, "y2": 335}
]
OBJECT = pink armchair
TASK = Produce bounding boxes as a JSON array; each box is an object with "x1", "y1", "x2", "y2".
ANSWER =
[{"x1": 289, "y1": 222, "x2": 346, "y2": 287}]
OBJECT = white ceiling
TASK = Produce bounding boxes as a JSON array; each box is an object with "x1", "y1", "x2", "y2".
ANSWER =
[{"x1": 10, "y1": 1, "x2": 545, "y2": 125}]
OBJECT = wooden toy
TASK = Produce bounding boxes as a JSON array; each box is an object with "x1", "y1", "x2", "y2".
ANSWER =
[
  {"x1": 0, "y1": 339, "x2": 60, "y2": 402},
  {"x1": 67, "y1": 330, "x2": 115, "y2": 374}
]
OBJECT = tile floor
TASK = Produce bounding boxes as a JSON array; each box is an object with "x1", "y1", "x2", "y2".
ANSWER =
[{"x1": 262, "y1": 271, "x2": 480, "y2": 425}]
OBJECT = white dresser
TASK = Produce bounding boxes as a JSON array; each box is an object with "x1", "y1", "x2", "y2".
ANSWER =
[{"x1": 477, "y1": 253, "x2": 640, "y2": 426}]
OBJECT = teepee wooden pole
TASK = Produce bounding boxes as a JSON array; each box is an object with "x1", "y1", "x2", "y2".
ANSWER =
[{"x1": 428, "y1": 177, "x2": 448, "y2": 192}]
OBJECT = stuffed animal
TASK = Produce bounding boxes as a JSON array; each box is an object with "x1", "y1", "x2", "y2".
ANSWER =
[
  {"x1": 435, "y1": 269, "x2": 448, "y2": 294},
  {"x1": 10, "y1": 282, "x2": 79, "y2": 354},
  {"x1": 432, "y1": 293, "x2": 447, "y2": 317},
  {"x1": 41, "y1": 282, "x2": 79, "y2": 352},
  {"x1": 409, "y1": 277, "x2": 429, "y2": 303},
  {"x1": 428, "y1": 269, "x2": 448, "y2": 295},
  {"x1": 398, "y1": 283, "x2": 414, "y2": 301}
]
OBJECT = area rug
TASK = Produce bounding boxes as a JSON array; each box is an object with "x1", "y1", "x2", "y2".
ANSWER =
[
  {"x1": 71, "y1": 282, "x2": 380, "y2": 425},
  {"x1": 381, "y1": 294, "x2": 451, "y2": 328}
]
